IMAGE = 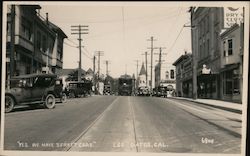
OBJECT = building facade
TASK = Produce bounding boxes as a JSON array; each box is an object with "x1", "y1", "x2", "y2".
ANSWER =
[
  {"x1": 191, "y1": 7, "x2": 224, "y2": 99},
  {"x1": 182, "y1": 7, "x2": 245, "y2": 103},
  {"x1": 220, "y1": 24, "x2": 244, "y2": 103},
  {"x1": 155, "y1": 63, "x2": 176, "y2": 92},
  {"x1": 173, "y1": 52, "x2": 192, "y2": 97},
  {"x1": 6, "y1": 5, "x2": 67, "y2": 82}
]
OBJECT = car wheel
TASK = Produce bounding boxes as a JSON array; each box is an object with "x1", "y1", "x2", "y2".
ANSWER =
[
  {"x1": 5, "y1": 95, "x2": 15, "y2": 113},
  {"x1": 60, "y1": 93, "x2": 67, "y2": 103},
  {"x1": 44, "y1": 94, "x2": 56, "y2": 109}
]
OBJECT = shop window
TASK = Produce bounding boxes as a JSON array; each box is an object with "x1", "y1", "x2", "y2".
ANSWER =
[{"x1": 223, "y1": 69, "x2": 240, "y2": 95}]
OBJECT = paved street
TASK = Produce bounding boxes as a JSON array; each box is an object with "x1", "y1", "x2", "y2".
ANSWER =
[{"x1": 4, "y1": 96, "x2": 241, "y2": 153}]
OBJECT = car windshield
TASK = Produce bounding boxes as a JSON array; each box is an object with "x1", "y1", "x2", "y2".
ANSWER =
[{"x1": 34, "y1": 77, "x2": 54, "y2": 87}]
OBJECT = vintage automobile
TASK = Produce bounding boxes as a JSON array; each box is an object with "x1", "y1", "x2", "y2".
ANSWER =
[
  {"x1": 67, "y1": 80, "x2": 92, "y2": 98},
  {"x1": 54, "y1": 78, "x2": 67, "y2": 103},
  {"x1": 137, "y1": 86, "x2": 150, "y2": 96},
  {"x1": 156, "y1": 86, "x2": 168, "y2": 97},
  {"x1": 5, "y1": 73, "x2": 62, "y2": 113}
]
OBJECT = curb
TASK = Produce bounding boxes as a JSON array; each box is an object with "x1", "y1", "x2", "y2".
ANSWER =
[{"x1": 168, "y1": 97, "x2": 242, "y2": 114}]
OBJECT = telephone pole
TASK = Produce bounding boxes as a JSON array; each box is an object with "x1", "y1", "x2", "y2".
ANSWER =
[
  {"x1": 95, "y1": 51, "x2": 104, "y2": 80},
  {"x1": 71, "y1": 25, "x2": 89, "y2": 81},
  {"x1": 147, "y1": 36, "x2": 157, "y2": 90},
  {"x1": 104, "y1": 60, "x2": 110, "y2": 76},
  {"x1": 134, "y1": 60, "x2": 140, "y2": 79},
  {"x1": 10, "y1": 5, "x2": 16, "y2": 78}
]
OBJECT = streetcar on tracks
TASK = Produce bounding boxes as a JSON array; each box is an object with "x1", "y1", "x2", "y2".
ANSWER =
[{"x1": 118, "y1": 74, "x2": 133, "y2": 96}]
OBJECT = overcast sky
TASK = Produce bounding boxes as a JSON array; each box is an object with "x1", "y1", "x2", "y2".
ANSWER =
[{"x1": 38, "y1": 2, "x2": 194, "y2": 78}]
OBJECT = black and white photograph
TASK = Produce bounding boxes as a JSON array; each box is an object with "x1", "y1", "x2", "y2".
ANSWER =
[{"x1": 1, "y1": 1, "x2": 249, "y2": 156}]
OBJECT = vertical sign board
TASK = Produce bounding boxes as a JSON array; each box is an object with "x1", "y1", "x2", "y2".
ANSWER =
[{"x1": 224, "y1": 7, "x2": 244, "y2": 28}]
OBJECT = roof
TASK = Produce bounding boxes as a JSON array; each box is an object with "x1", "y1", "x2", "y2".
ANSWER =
[
  {"x1": 119, "y1": 74, "x2": 132, "y2": 79},
  {"x1": 55, "y1": 68, "x2": 86, "y2": 76},
  {"x1": 139, "y1": 62, "x2": 146, "y2": 75},
  {"x1": 48, "y1": 21, "x2": 68, "y2": 38},
  {"x1": 11, "y1": 73, "x2": 57, "y2": 79},
  {"x1": 86, "y1": 68, "x2": 94, "y2": 74},
  {"x1": 172, "y1": 53, "x2": 192, "y2": 66}
]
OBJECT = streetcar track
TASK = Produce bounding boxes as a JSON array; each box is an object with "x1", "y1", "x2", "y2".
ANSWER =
[
  {"x1": 65, "y1": 97, "x2": 119, "y2": 151},
  {"x1": 128, "y1": 96, "x2": 139, "y2": 152}
]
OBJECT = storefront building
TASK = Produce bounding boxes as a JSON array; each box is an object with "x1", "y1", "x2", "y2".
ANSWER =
[
  {"x1": 6, "y1": 5, "x2": 67, "y2": 83},
  {"x1": 220, "y1": 24, "x2": 244, "y2": 103}
]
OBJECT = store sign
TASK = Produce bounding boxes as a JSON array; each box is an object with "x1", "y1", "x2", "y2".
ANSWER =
[
  {"x1": 202, "y1": 64, "x2": 211, "y2": 74},
  {"x1": 224, "y1": 7, "x2": 244, "y2": 28}
]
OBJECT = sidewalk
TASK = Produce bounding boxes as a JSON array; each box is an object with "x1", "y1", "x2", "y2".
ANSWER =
[{"x1": 169, "y1": 97, "x2": 242, "y2": 114}]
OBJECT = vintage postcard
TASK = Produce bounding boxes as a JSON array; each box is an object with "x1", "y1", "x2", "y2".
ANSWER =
[{"x1": 1, "y1": 1, "x2": 249, "y2": 156}]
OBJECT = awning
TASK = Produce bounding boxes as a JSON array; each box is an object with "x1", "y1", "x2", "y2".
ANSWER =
[{"x1": 220, "y1": 63, "x2": 239, "y2": 72}]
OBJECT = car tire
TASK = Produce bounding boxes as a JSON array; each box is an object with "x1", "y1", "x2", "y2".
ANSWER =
[
  {"x1": 5, "y1": 95, "x2": 15, "y2": 113},
  {"x1": 60, "y1": 93, "x2": 67, "y2": 103},
  {"x1": 44, "y1": 94, "x2": 56, "y2": 109}
]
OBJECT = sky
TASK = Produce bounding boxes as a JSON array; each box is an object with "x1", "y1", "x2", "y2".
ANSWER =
[{"x1": 39, "y1": 2, "x2": 192, "y2": 78}]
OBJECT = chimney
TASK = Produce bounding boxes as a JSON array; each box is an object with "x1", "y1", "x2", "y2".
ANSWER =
[{"x1": 46, "y1": 13, "x2": 48, "y2": 25}]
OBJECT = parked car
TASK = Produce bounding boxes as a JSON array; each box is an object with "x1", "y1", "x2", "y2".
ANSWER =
[
  {"x1": 137, "y1": 86, "x2": 150, "y2": 96},
  {"x1": 54, "y1": 78, "x2": 67, "y2": 103},
  {"x1": 156, "y1": 86, "x2": 168, "y2": 97},
  {"x1": 67, "y1": 80, "x2": 92, "y2": 98},
  {"x1": 5, "y1": 73, "x2": 60, "y2": 113}
]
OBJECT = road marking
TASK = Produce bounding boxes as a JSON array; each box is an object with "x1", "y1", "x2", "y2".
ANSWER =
[
  {"x1": 66, "y1": 96, "x2": 119, "y2": 151},
  {"x1": 166, "y1": 99, "x2": 207, "y2": 114}
]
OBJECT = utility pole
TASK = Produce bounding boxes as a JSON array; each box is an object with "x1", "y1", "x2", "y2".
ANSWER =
[
  {"x1": 10, "y1": 5, "x2": 15, "y2": 78},
  {"x1": 189, "y1": 7, "x2": 198, "y2": 100},
  {"x1": 134, "y1": 60, "x2": 140, "y2": 79},
  {"x1": 71, "y1": 25, "x2": 89, "y2": 81},
  {"x1": 104, "y1": 60, "x2": 110, "y2": 76},
  {"x1": 95, "y1": 51, "x2": 104, "y2": 80},
  {"x1": 147, "y1": 36, "x2": 157, "y2": 91}
]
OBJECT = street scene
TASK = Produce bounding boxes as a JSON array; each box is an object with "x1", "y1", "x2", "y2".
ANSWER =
[{"x1": 2, "y1": 1, "x2": 249, "y2": 155}]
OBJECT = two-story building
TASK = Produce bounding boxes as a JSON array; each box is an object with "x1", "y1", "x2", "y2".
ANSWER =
[
  {"x1": 173, "y1": 52, "x2": 192, "y2": 97},
  {"x1": 6, "y1": 5, "x2": 67, "y2": 82},
  {"x1": 155, "y1": 63, "x2": 176, "y2": 95},
  {"x1": 220, "y1": 23, "x2": 244, "y2": 103}
]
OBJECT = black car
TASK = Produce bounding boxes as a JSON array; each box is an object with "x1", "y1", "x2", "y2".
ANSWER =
[{"x1": 5, "y1": 73, "x2": 62, "y2": 113}]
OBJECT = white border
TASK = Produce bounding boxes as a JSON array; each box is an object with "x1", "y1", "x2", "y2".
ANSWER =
[{"x1": 1, "y1": 1, "x2": 249, "y2": 156}]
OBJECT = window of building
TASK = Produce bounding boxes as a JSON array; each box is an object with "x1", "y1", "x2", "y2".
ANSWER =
[
  {"x1": 21, "y1": 17, "x2": 33, "y2": 42},
  {"x1": 166, "y1": 71, "x2": 169, "y2": 79},
  {"x1": 228, "y1": 39, "x2": 233, "y2": 55},
  {"x1": 170, "y1": 69, "x2": 175, "y2": 79},
  {"x1": 223, "y1": 69, "x2": 240, "y2": 95},
  {"x1": 223, "y1": 41, "x2": 226, "y2": 56},
  {"x1": 7, "y1": 22, "x2": 11, "y2": 36},
  {"x1": 42, "y1": 35, "x2": 47, "y2": 53},
  {"x1": 37, "y1": 31, "x2": 41, "y2": 50}
]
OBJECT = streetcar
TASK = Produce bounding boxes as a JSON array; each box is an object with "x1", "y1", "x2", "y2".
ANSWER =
[{"x1": 118, "y1": 74, "x2": 133, "y2": 96}]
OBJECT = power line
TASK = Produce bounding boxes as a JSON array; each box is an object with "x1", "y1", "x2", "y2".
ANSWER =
[{"x1": 168, "y1": 26, "x2": 184, "y2": 53}]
